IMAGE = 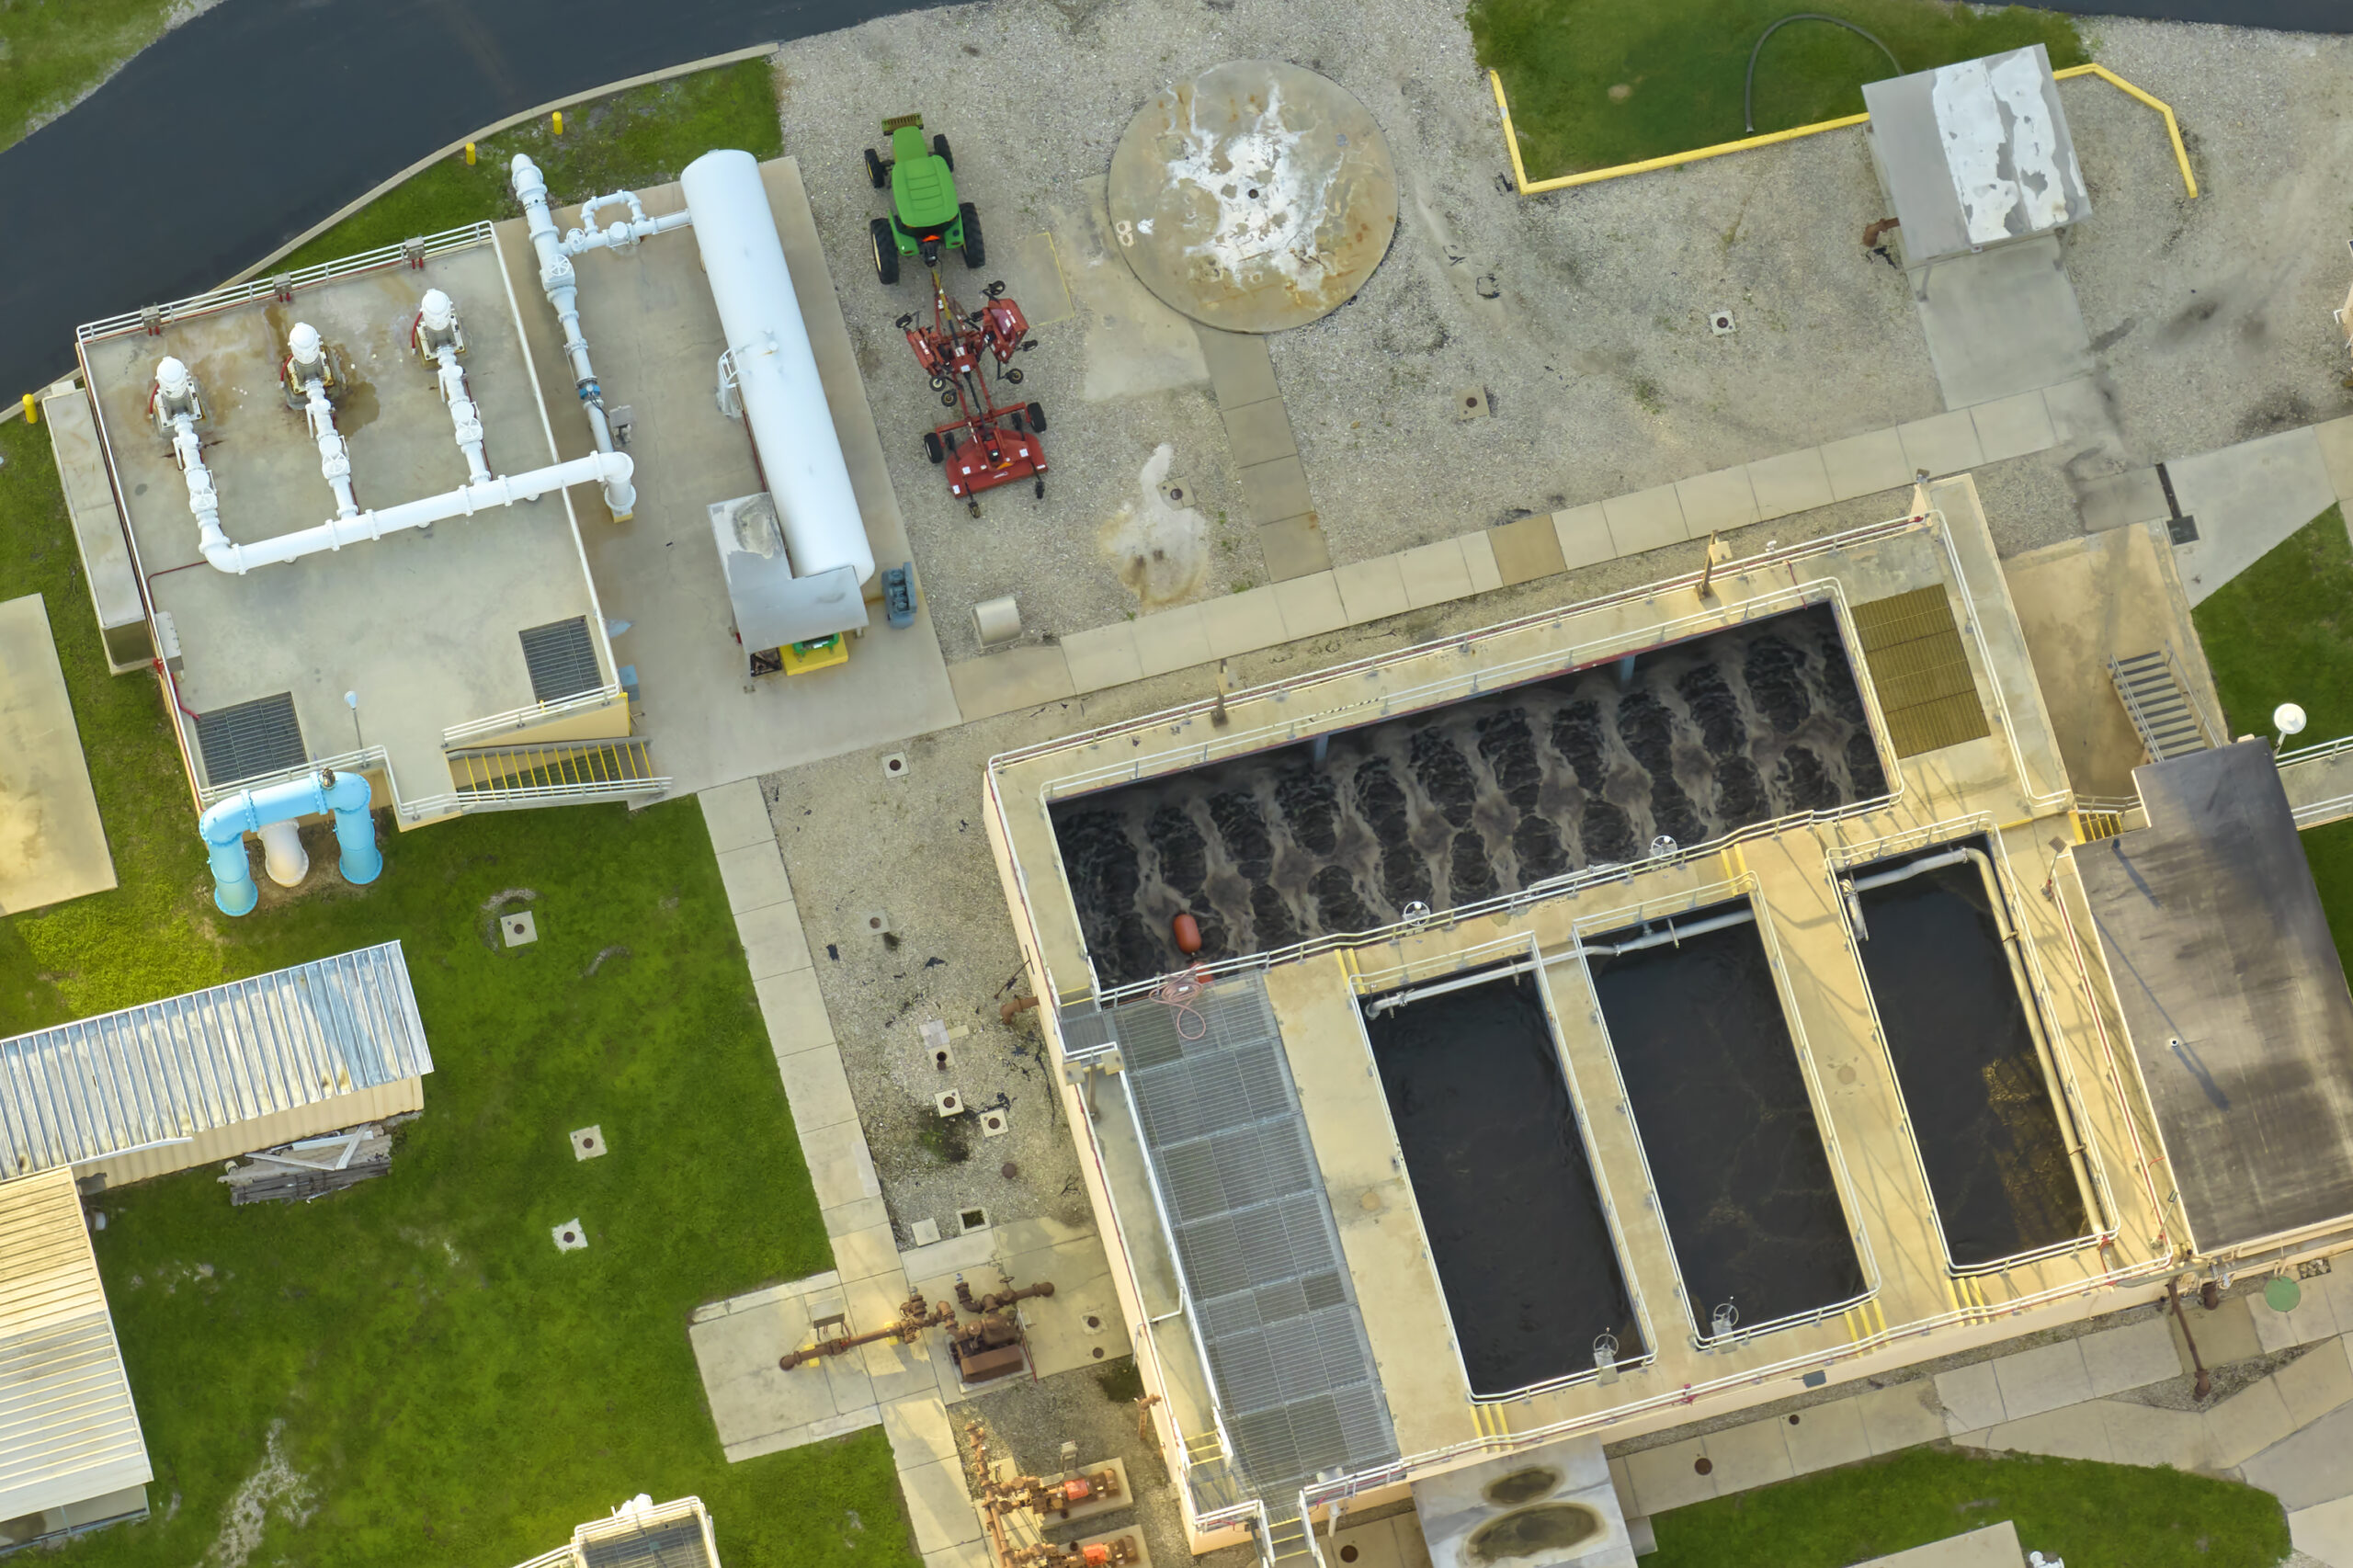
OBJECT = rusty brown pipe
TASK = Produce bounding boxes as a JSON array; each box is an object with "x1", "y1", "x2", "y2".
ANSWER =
[
  {"x1": 1001, "y1": 994, "x2": 1040, "y2": 1025},
  {"x1": 780, "y1": 1291, "x2": 954, "y2": 1369},
  {"x1": 957, "y1": 1278, "x2": 1056, "y2": 1312}
]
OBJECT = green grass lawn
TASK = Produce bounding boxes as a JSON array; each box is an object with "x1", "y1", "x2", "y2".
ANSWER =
[
  {"x1": 1644, "y1": 1445, "x2": 2290, "y2": 1567},
  {"x1": 2191, "y1": 505, "x2": 2353, "y2": 744},
  {"x1": 0, "y1": 0, "x2": 186, "y2": 153},
  {"x1": 0, "y1": 416, "x2": 910, "y2": 1565},
  {"x1": 1470, "y1": 0, "x2": 2086, "y2": 179},
  {"x1": 276, "y1": 59, "x2": 781, "y2": 272}
]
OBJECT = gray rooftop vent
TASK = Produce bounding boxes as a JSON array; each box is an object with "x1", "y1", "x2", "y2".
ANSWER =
[
  {"x1": 195, "y1": 692, "x2": 306, "y2": 787},
  {"x1": 518, "y1": 617, "x2": 601, "y2": 704}
]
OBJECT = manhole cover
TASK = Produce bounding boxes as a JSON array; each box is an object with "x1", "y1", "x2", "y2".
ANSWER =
[
  {"x1": 2265, "y1": 1275, "x2": 2302, "y2": 1312},
  {"x1": 1107, "y1": 60, "x2": 1398, "y2": 334}
]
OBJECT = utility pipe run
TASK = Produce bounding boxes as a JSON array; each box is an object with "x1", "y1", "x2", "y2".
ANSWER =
[
  {"x1": 196, "y1": 449, "x2": 633, "y2": 575},
  {"x1": 199, "y1": 767, "x2": 381, "y2": 917},
  {"x1": 413, "y1": 289, "x2": 491, "y2": 484},
  {"x1": 511, "y1": 153, "x2": 642, "y2": 518},
  {"x1": 286, "y1": 323, "x2": 358, "y2": 517},
  {"x1": 566, "y1": 188, "x2": 693, "y2": 255},
  {"x1": 150, "y1": 357, "x2": 226, "y2": 559},
  {"x1": 1364, "y1": 906, "x2": 1759, "y2": 1017}
]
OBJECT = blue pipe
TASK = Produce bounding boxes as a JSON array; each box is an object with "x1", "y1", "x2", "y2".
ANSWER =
[{"x1": 199, "y1": 767, "x2": 382, "y2": 916}]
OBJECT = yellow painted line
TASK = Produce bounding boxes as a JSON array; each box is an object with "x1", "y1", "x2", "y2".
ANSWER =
[
  {"x1": 1843, "y1": 1298, "x2": 1888, "y2": 1341},
  {"x1": 1491, "y1": 62, "x2": 2194, "y2": 201}
]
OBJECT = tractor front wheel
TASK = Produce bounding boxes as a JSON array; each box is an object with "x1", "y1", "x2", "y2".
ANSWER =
[
  {"x1": 959, "y1": 203, "x2": 986, "y2": 269},
  {"x1": 924, "y1": 430, "x2": 945, "y2": 464},
  {"x1": 1025, "y1": 402, "x2": 1048, "y2": 432},
  {"x1": 864, "y1": 148, "x2": 889, "y2": 187},
  {"x1": 870, "y1": 219, "x2": 900, "y2": 285},
  {"x1": 932, "y1": 133, "x2": 955, "y2": 170}
]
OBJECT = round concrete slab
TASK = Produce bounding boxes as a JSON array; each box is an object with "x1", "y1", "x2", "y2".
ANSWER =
[{"x1": 1107, "y1": 61, "x2": 1396, "y2": 334}]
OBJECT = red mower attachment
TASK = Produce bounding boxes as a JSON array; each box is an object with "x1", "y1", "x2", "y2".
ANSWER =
[{"x1": 901, "y1": 277, "x2": 1048, "y2": 515}]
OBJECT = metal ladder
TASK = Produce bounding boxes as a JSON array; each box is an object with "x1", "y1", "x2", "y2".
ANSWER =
[{"x1": 2109, "y1": 648, "x2": 2216, "y2": 762}]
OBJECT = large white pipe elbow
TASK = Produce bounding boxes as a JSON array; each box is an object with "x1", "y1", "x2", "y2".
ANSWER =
[
  {"x1": 511, "y1": 153, "x2": 633, "y2": 519},
  {"x1": 256, "y1": 818, "x2": 310, "y2": 887}
]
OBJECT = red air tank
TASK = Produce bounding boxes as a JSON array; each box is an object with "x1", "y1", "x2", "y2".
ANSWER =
[{"x1": 1172, "y1": 912, "x2": 1202, "y2": 953}]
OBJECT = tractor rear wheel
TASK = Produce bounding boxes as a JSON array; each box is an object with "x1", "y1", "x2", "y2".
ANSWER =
[
  {"x1": 870, "y1": 219, "x2": 900, "y2": 285},
  {"x1": 1025, "y1": 402, "x2": 1047, "y2": 432},
  {"x1": 932, "y1": 133, "x2": 955, "y2": 170},
  {"x1": 864, "y1": 148, "x2": 889, "y2": 187},
  {"x1": 924, "y1": 431, "x2": 945, "y2": 463},
  {"x1": 959, "y1": 202, "x2": 986, "y2": 269}
]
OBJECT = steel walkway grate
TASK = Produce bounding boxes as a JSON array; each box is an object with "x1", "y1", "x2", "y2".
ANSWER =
[
  {"x1": 195, "y1": 692, "x2": 307, "y2": 788},
  {"x1": 1117, "y1": 976, "x2": 1397, "y2": 1504},
  {"x1": 449, "y1": 738, "x2": 662, "y2": 795}
]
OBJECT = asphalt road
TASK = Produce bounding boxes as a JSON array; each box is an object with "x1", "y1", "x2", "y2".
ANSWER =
[
  {"x1": 1, "y1": 0, "x2": 2342, "y2": 402},
  {"x1": 0, "y1": 0, "x2": 949, "y2": 401}
]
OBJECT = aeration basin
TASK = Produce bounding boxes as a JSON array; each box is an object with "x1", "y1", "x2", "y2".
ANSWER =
[
  {"x1": 1364, "y1": 967, "x2": 1642, "y2": 1396},
  {"x1": 1849, "y1": 838, "x2": 2088, "y2": 1267},
  {"x1": 1585, "y1": 900, "x2": 1866, "y2": 1337},
  {"x1": 1054, "y1": 607, "x2": 1885, "y2": 988}
]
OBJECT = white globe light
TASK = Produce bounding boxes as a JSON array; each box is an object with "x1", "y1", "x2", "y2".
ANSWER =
[{"x1": 2275, "y1": 702, "x2": 2308, "y2": 738}]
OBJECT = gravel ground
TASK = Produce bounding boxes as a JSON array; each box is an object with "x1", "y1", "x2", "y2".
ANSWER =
[{"x1": 774, "y1": 6, "x2": 2353, "y2": 664}]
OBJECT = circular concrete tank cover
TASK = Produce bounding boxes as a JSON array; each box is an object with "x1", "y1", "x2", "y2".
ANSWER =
[
  {"x1": 1482, "y1": 1465, "x2": 1562, "y2": 1507},
  {"x1": 1464, "y1": 1503, "x2": 1601, "y2": 1562},
  {"x1": 2266, "y1": 1276, "x2": 2302, "y2": 1312},
  {"x1": 1107, "y1": 60, "x2": 1398, "y2": 333}
]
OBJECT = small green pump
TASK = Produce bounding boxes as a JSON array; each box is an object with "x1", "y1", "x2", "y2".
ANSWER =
[{"x1": 864, "y1": 114, "x2": 983, "y2": 283}]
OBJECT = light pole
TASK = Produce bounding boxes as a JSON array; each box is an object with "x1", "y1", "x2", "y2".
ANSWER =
[
  {"x1": 346, "y1": 689, "x2": 362, "y2": 752},
  {"x1": 2275, "y1": 701, "x2": 2307, "y2": 753}
]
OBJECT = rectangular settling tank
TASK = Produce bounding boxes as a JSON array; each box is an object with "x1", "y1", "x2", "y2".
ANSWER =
[
  {"x1": 1848, "y1": 839, "x2": 2088, "y2": 1268},
  {"x1": 1363, "y1": 965, "x2": 1642, "y2": 1396},
  {"x1": 1585, "y1": 900, "x2": 1866, "y2": 1338}
]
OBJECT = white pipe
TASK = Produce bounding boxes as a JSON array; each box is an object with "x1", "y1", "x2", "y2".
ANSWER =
[
  {"x1": 682, "y1": 149, "x2": 873, "y2": 585},
  {"x1": 417, "y1": 290, "x2": 492, "y2": 484},
  {"x1": 256, "y1": 818, "x2": 310, "y2": 887},
  {"x1": 565, "y1": 188, "x2": 693, "y2": 255},
  {"x1": 201, "y1": 450, "x2": 633, "y2": 574},
  {"x1": 510, "y1": 153, "x2": 636, "y2": 519},
  {"x1": 153, "y1": 357, "x2": 228, "y2": 557},
  {"x1": 287, "y1": 323, "x2": 358, "y2": 519}
]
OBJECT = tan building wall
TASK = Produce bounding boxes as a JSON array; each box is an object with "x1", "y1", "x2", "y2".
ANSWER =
[{"x1": 72, "y1": 1076, "x2": 422, "y2": 1189}]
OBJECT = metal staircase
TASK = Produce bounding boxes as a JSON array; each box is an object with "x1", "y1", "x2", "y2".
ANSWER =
[
  {"x1": 1256, "y1": 1504, "x2": 1316, "y2": 1568},
  {"x1": 444, "y1": 737, "x2": 669, "y2": 810},
  {"x1": 2109, "y1": 648, "x2": 2216, "y2": 763}
]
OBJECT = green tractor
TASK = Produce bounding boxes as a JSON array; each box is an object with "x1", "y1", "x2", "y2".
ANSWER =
[{"x1": 864, "y1": 114, "x2": 983, "y2": 284}]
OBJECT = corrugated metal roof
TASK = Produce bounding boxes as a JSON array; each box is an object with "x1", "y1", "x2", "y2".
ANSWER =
[
  {"x1": 0, "y1": 943, "x2": 432, "y2": 1176},
  {"x1": 0, "y1": 1168, "x2": 148, "y2": 1519}
]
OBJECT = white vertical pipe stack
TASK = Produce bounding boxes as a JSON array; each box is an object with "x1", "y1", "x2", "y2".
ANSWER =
[
  {"x1": 153, "y1": 357, "x2": 228, "y2": 557},
  {"x1": 286, "y1": 323, "x2": 358, "y2": 518},
  {"x1": 416, "y1": 289, "x2": 492, "y2": 484},
  {"x1": 681, "y1": 149, "x2": 872, "y2": 586},
  {"x1": 510, "y1": 153, "x2": 637, "y2": 519}
]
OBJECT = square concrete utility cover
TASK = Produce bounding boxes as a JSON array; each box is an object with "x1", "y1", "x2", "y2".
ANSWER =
[
  {"x1": 502, "y1": 911, "x2": 538, "y2": 948},
  {"x1": 552, "y1": 1218, "x2": 588, "y2": 1252},
  {"x1": 0, "y1": 594, "x2": 119, "y2": 915},
  {"x1": 570, "y1": 1126, "x2": 608, "y2": 1161},
  {"x1": 1909, "y1": 235, "x2": 2092, "y2": 409}
]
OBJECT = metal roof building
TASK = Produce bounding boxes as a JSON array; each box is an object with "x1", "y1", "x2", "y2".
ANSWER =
[
  {"x1": 0, "y1": 942, "x2": 433, "y2": 1187},
  {"x1": 0, "y1": 1168, "x2": 148, "y2": 1550}
]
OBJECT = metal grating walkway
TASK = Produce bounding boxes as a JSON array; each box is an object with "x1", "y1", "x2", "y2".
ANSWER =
[{"x1": 1117, "y1": 976, "x2": 1397, "y2": 1503}]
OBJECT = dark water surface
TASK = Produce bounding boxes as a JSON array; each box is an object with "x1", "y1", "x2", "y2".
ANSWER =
[
  {"x1": 1853, "y1": 843, "x2": 2088, "y2": 1267},
  {"x1": 1055, "y1": 606, "x2": 1886, "y2": 988},
  {"x1": 1366, "y1": 970, "x2": 1641, "y2": 1394},
  {"x1": 1586, "y1": 903, "x2": 1868, "y2": 1335}
]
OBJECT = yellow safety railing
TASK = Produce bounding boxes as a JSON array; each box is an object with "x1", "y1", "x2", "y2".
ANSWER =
[{"x1": 1491, "y1": 60, "x2": 2196, "y2": 199}]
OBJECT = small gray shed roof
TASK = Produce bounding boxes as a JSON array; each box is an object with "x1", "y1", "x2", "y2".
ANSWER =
[
  {"x1": 2077, "y1": 743, "x2": 2353, "y2": 1254},
  {"x1": 1864, "y1": 44, "x2": 2090, "y2": 264},
  {"x1": 0, "y1": 942, "x2": 431, "y2": 1176}
]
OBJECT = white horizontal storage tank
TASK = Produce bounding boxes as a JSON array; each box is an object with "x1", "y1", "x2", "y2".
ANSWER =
[{"x1": 682, "y1": 149, "x2": 874, "y2": 586}]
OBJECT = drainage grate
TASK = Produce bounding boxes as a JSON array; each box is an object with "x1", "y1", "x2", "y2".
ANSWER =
[
  {"x1": 194, "y1": 692, "x2": 307, "y2": 787},
  {"x1": 1850, "y1": 586, "x2": 1990, "y2": 758},
  {"x1": 518, "y1": 617, "x2": 602, "y2": 704},
  {"x1": 1117, "y1": 976, "x2": 1398, "y2": 1499}
]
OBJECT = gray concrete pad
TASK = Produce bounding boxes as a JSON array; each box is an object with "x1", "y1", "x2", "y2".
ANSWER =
[
  {"x1": 2207, "y1": 1374, "x2": 2298, "y2": 1469},
  {"x1": 2077, "y1": 1315, "x2": 2182, "y2": 1396},
  {"x1": 1821, "y1": 428, "x2": 1912, "y2": 501},
  {"x1": 2097, "y1": 1399, "x2": 2213, "y2": 1471},
  {"x1": 1852, "y1": 1522, "x2": 2022, "y2": 1568},
  {"x1": 1601, "y1": 484, "x2": 1688, "y2": 555},
  {"x1": 2168, "y1": 424, "x2": 2341, "y2": 605},
  {"x1": 945, "y1": 646, "x2": 1075, "y2": 719},
  {"x1": 1783, "y1": 1398, "x2": 1871, "y2": 1474},
  {"x1": 1856, "y1": 1381, "x2": 1949, "y2": 1453},
  {"x1": 1969, "y1": 391, "x2": 2057, "y2": 465},
  {"x1": 2251, "y1": 1280, "x2": 2343, "y2": 1354},
  {"x1": 508, "y1": 159, "x2": 961, "y2": 795},
  {"x1": 1675, "y1": 466, "x2": 1759, "y2": 534},
  {"x1": 1989, "y1": 1339, "x2": 2094, "y2": 1422},
  {"x1": 1936, "y1": 1360, "x2": 2009, "y2": 1431},
  {"x1": 1897, "y1": 409, "x2": 1986, "y2": 478},
  {"x1": 2074, "y1": 468, "x2": 2170, "y2": 535},
  {"x1": 0, "y1": 595, "x2": 116, "y2": 915},
  {"x1": 1272, "y1": 573, "x2": 1347, "y2": 638},
  {"x1": 1911, "y1": 237, "x2": 2093, "y2": 409},
  {"x1": 1622, "y1": 1437, "x2": 1714, "y2": 1515},
  {"x1": 1489, "y1": 514, "x2": 1566, "y2": 585},
  {"x1": 1702, "y1": 1418, "x2": 1795, "y2": 1492},
  {"x1": 688, "y1": 1272, "x2": 882, "y2": 1460},
  {"x1": 2274, "y1": 1335, "x2": 2353, "y2": 1429},
  {"x1": 1977, "y1": 1400, "x2": 2112, "y2": 1463},
  {"x1": 2290, "y1": 1493, "x2": 2353, "y2": 1567},
  {"x1": 2319, "y1": 416, "x2": 2353, "y2": 505},
  {"x1": 1259, "y1": 517, "x2": 1334, "y2": 580},
  {"x1": 1747, "y1": 447, "x2": 1836, "y2": 520},
  {"x1": 40, "y1": 387, "x2": 147, "y2": 672},
  {"x1": 1552, "y1": 505, "x2": 1614, "y2": 570},
  {"x1": 2241, "y1": 1399, "x2": 2353, "y2": 1508}
]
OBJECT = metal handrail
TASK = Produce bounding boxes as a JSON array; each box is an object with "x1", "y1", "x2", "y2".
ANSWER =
[
  {"x1": 396, "y1": 774, "x2": 669, "y2": 823},
  {"x1": 78, "y1": 223, "x2": 495, "y2": 342},
  {"x1": 196, "y1": 744, "x2": 391, "y2": 807},
  {"x1": 442, "y1": 681, "x2": 625, "y2": 746}
]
